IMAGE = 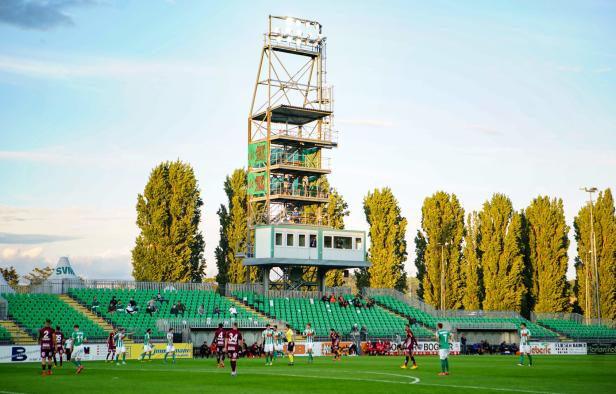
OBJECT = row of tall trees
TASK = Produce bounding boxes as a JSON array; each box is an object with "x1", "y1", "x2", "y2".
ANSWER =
[{"x1": 415, "y1": 189, "x2": 615, "y2": 319}]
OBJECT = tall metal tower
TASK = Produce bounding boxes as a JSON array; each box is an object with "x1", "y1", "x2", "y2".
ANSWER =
[{"x1": 244, "y1": 16, "x2": 368, "y2": 290}]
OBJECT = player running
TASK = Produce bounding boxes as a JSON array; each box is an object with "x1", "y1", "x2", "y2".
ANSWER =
[
  {"x1": 139, "y1": 328, "x2": 154, "y2": 361},
  {"x1": 53, "y1": 326, "x2": 64, "y2": 368},
  {"x1": 38, "y1": 319, "x2": 55, "y2": 376},
  {"x1": 518, "y1": 322, "x2": 533, "y2": 367},
  {"x1": 225, "y1": 322, "x2": 243, "y2": 377},
  {"x1": 436, "y1": 322, "x2": 452, "y2": 376},
  {"x1": 71, "y1": 324, "x2": 86, "y2": 374},
  {"x1": 285, "y1": 324, "x2": 295, "y2": 366},
  {"x1": 115, "y1": 328, "x2": 129, "y2": 365},
  {"x1": 213, "y1": 323, "x2": 226, "y2": 368},
  {"x1": 164, "y1": 328, "x2": 176, "y2": 364},
  {"x1": 106, "y1": 328, "x2": 117, "y2": 363},
  {"x1": 330, "y1": 328, "x2": 341, "y2": 361},
  {"x1": 303, "y1": 323, "x2": 314, "y2": 364},
  {"x1": 400, "y1": 323, "x2": 419, "y2": 370},
  {"x1": 262, "y1": 323, "x2": 275, "y2": 366},
  {"x1": 273, "y1": 325, "x2": 284, "y2": 359}
]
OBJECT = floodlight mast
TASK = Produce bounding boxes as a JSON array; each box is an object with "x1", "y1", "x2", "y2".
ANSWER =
[{"x1": 244, "y1": 16, "x2": 337, "y2": 282}]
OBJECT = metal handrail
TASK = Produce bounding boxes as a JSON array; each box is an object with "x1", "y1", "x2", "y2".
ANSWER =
[
  {"x1": 270, "y1": 151, "x2": 330, "y2": 170},
  {"x1": 269, "y1": 183, "x2": 329, "y2": 199},
  {"x1": 271, "y1": 127, "x2": 338, "y2": 144}
]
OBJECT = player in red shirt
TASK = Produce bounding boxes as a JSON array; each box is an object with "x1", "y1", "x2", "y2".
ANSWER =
[
  {"x1": 53, "y1": 326, "x2": 65, "y2": 367},
  {"x1": 400, "y1": 324, "x2": 419, "y2": 369},
  {"x1": 106, "y1": 328, "x2": 117, "y2": 363},
  {"x1": 38, "y1": 319, "x2": 55, "y2": 376},
  {"x1": 212, "y1": 323, "x2": 227, "y2": 368},
  {"x1": 225, "y1": 322, "x2": 243, "y2": 377},
  {"x1": 329, "y1": 328, "x2": 341, "y2": 361}
]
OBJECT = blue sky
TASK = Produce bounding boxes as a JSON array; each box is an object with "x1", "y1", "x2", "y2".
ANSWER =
[{"x1": 0, "y1": 0, "x2": 614, "y2": 280}]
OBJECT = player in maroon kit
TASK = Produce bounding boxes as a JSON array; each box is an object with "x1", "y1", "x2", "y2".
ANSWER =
[
  {"x1": 106, "y1": 327, "x2": 117, "y2": 363},
  {"x1": 212, "y1": 323, "x2": 226, "y2": 368},
  {"x1": 225, "y1": 322, "x2": 243, "y2": 377},
  {"x1": 53, "y1": 326, "x2": 65, "y2": 367},
  {"x1": 38, "y1": 319, "x2": 55, "y2": 376},
  {"x1": 400, "y1": 323, "x2": 419, "y2": 370},
  {"x1": 329, "y1": 328, "x2": 341, "y2": 361}
]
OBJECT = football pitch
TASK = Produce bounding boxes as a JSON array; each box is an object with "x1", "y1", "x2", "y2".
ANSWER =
[{"x1": 1, "y1": 355, "x2": 615, "y2": 394}]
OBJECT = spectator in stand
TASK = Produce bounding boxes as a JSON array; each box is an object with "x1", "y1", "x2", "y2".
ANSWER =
[
  {"x1": 126, "y1": 297, "x2": 138, "y2": 315},
  {"x1": 213, "y1": 305, "x2": 220, "y2": 317},
  {"x1": 176, "y1": 301, "x2": 186, "y2": 317},
  {"x1": 229, "y1": 305, "x2": 238, "y2": 320},
  {"x1": 92, "y1": 295, "x2": 100, "y2": 314},
  {"x1": 156, "y1": 292, "x2": 169, "y2": 305},
  {"x1": 338, "y1": 295, "x2": 345, "y2": 304},
  {"x1": 366, "y1": 298, "x2": 375, "y2": 308},
  {"x1": 321, "y1": 295, "x2": 328, "y2": 303},
  {"x1": 146, "y1": 298, "x2": 158, "y2": 316},
  {"x1": 198, "y1": 304, "x2": 205, "y2": 316},
  {"x1": 108, "y1": 296, "x2": 118, "y2": 314},
  {"x1": 170, "y1": 303, "x2": 178, "y2": 316},
  {"x1": 460, "y1": 334, "x2": 467, "y2": 355},
  {"x1": 329, "y1": 294, "x2": 336, "y2": 303}
]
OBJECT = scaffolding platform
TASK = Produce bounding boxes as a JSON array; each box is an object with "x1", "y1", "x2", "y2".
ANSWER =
[{"x1": 251, "y1": 104, "x2": 332, "y2": 125}]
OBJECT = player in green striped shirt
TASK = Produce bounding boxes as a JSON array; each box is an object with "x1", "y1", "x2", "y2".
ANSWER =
[
  {"x1": 436, "y1": 322, "x2": 452, "y2": 376},
  {"x1": 115, "y1": 328, "x2": 129, "y2": 365},
  {"x1": 273, "y1": 325, "x2": 284, "y2": 359},
  {"x1": 262, "y1": 324, "x2": 275, "y2": 366},
  {"x1": 140, "y1": 328, "x2": 154, "y2": 361},
  {"x1": 71, "y1": 325, "x2": 86, "y2": 374},
  {"x1": 303, "y1": 323, "x2": 315, "y2": 364}
]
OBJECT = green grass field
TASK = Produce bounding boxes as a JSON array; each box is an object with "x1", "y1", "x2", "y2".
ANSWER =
[{"x1": 1, "y1": 355, "x2": 615, "y2": 394}]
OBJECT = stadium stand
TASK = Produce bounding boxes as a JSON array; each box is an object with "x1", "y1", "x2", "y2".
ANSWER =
[
  {"x1": 372, "y1": 294, "x2": 558, "y2": 339},
  {"x1": 537, "y1": 318, "x2": 616, "y2": 340},
  {"x1": 69, "y1": 288, "x2": 263, "y2": 338},
  {"x1": 0, "y1": 325, "x2": 11, "y2": 344},
  {"x1": 231, "y1": 291, "x2": 433, "y2": 338},
  {"x1": 3, "y1": 293, "x2": 108, "y2": 340}
]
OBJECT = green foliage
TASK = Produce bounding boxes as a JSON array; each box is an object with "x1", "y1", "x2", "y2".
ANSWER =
[
  {"x1": 131, "y1": 160, "x2": 206, "y2": 282},
  {"x1": 23, "y1": 266, "x2": 53, "y2": 285},
  {"x1": 419, "y1": 191, "x2": 465, "y2": 309},
  {"x1": 462, "y1": 211, "x2": 483, "y2": 310},
  {"x1": 364, "y1": 187, "x2": 407, "y2": 291},
  {"x1": 574, "y1": 188, "x2": 616, "y2": 320},
  {"x1": 215, "y1": 169, "x2": 254, "y2": 285},
  {"x1": 525, "y1": 196, "x2": 570, "y2": 313},
  {"x1": 413, "y1": 230, "x2": 427, "y2": 299},
  {"x1": 479, "y1": 194, "x2": 527, "y2": 312},
  {"x1": 0, "y1": 266, "x2": 19, "y2": 287},
  {"x1": 354, "y1": 268, "x2": 371, "y2": 291}
]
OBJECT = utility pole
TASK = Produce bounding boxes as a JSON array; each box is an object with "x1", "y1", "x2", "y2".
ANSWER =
[{"x1": 580, "y1": 187, "x2": 600, "y2": 322}]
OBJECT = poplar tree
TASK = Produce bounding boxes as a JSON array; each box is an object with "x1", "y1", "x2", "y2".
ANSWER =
[
  {"x1": 479, "y1": 194, "x2": 527, "y2": 312},
  {"x1": 132, "y1": 161, "x2": 206, "y2": 282},
  {"x1": 414, "y1": 230, "x2": 427, "y2": 299},
  {"x1": 462, "y1": 211, "x2": 483, "y2": 310},
  {"x1": 574, "y1": 188, "x2": 616, "y2": 320},
  {"x1": 525, "y1": 196, "x2": 570, "y2": 312},
  {"x1": 364, "y1": 188, "x2": 408, "y2": 290},
  {"x1": 215, "y1": 169, "x2": 254, "y2": 285},
  {"x1": 419, "y1": 191, "x2": 465, "y2": 309}
]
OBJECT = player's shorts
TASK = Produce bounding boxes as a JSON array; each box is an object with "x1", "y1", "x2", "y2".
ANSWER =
[
  {"x1": 228, "y1": 351, "x2": 239, "y2": 361},
  {"x1": 55, "y1": 346, "x2": 64, "y2": 354},
  {"x1": 118, "y1": 346, "x2": 126, "y2": 354},
  {"x1": 217, "y1": 345, "x2": 225, "y2": 354},
  {"x1": 406, "y1": 345, "x2": 415, "y2": 355},
  {"x1": 166, "y1": 345, "x2": 175, "y2": 353},
  {"x1": 264, "y1": 344, "x2": 274, "y2": 353},
  {"x1": 73, "y1": 345, "x2": 85, "y2": 359},
  {"x1": 41, "y1": 348, "x2": 53, "y2": 358},
  {"x1": 287, "y1": 342, "x2": 295, "y2": 352},
  {"x1": 108, "y1": 345, "x2": 116, "y2": 352},
  {"x1": 520, "y1": 344, "x2": 531, "y2": 354},
  {"x1": 438, "y1": 349, "x2": 449, "y2": 360},
  {"x1": 306, "y1": 343, "x2": 313, "y2": 352},
  {"x1": 144, "y1": 344, "x2": 153, "y2": 352},
  {"x1": 275, "y1": 344, "x2": 283, "y2": 352}
]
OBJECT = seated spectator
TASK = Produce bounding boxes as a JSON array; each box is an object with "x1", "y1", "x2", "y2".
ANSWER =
[
  {"x1": 213, "y1": 305, "x2": 220, "y2": 317},
  {"x1": 170, "y1": 303, "x2": 178, "y2": 316},
  {"x1": 176, "y1": 301, "x2": 186, "y2": 316},
  {"x1": 156, "y1": 292, "x2": 169, "y2": 305},
  {"x1": 108, "y1": 296, "x2": 118, "y2": 314},
  {"x1": 198, "y1": 304, "x2": 205, "y2": 316},
  {"x1": 366, "y1": 298, "x2": 375, "y2": 308},
  {"x1": 329, "y1": 295, "x2": 336, "y2": 303},
  {"x1": 126, "y1": 298, "x2": 138, "y2": 315},
  {"x1": 146, "y1": 298, "x2": 158, "y2": 316},
  {"x1": 116, "y1": 301, "x2": 125, "y2": 313},
  {"x1": 92, "y1": 295, "x2": 100, "y2": 313},
  {"x1": 338, "y1": 295, "x2": 345, "y2": 304},
  {"x1": 229, "y1": 305, "x2": 237, "y2": 319},
  {"x1": 321, "y1": 295, "x2": 328, "y2": 303}
]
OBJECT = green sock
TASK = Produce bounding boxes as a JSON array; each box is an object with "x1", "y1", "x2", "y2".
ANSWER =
[
  {"x1": 440, "y1": 359, "x2": 446, "y2": 372},
  {"x1": 519, "y1": 355, "x2": 524, "y2": 365},
  {"x1": 115, "y1": 354, "x2": 119, "y2": 362},
  {"x1": 444, "y1": 358, "x2": 449, "y2": 372},
  {"x1": 164, "y1": 353, "x2": 168, "y2": 361},
  {"x1": 172, "y1": 353, "x2": 175, "y2": 362},
  {"x1": 122, "y1": 353, "x2": 126, "y2": 362},
  {"x1": 73, "y1": 359, "x2": 79, "y2": 367},
  {"x1": 140, "y1": 353, "x2": 145, "y2": 360},
  {"x1": 148, "y1": 352, "x2": 152, "y2": 360},
  {"x1": 528, "y1": 355, "x2": 532, "y2": 365}
]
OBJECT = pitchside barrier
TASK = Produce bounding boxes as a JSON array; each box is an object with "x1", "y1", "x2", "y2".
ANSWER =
[
  {"x1": 0, "y1": 343, "x2": 194, "y2": 363},
  {"x1": 528, "y1": 342, "x2": 588, "y2": 355}
]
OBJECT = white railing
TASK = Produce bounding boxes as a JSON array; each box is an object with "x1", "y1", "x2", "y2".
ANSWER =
[
  {"x1": 159, "y1": 318, "x2": 266, "y2": 332},
  {"x1": 1, "y1": 280, "x2": 217, "y2": 295},
  {"x1": 226, "y1": 283, "x2": 352, "y2": 300},
  {"x1": 364, "y1": 288, "x2": 437, "y2": 314}
]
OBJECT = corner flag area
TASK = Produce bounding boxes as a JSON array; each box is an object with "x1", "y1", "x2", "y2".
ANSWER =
[{"x1": 0, "y1": 356, "x2": 614, "y2": 394}]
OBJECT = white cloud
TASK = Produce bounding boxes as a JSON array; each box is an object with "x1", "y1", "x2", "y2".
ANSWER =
[
  {"x1": 0, "y1": 55, "x2": 212, "y2": 80},
  {"x1": 337, "y1": 118, "x2": 397, "y2": 128},
  {"x1": 465, "y1": 124, "x2": 503, "y2": 136}
]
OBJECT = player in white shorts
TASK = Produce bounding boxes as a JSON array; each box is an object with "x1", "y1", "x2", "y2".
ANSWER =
[
  {"x1": 115, "y1": 328, "x2": 129, "y2": 365},
  {"x1": 262, "y1": 324, "x2": 275, "y2": 365},
  {"x1": 140, "y1": 328, "x2": 154, "y2": 361},
  {"x1": 518, "y1": 323, "x2": 533, "y2": 366},
  {"x1": 164, "y1": 328, "x2": 176, "y2": 363},
  {"x1": 303, "y1": 323, "x2": 314, "y2": 363},
  {"x1": 273, "y1": 325, "x2": 284, "y2": 358}
]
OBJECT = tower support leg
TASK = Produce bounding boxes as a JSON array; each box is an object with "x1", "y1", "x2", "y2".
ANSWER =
[
  {"x1": 317, "y1": 267, "x2": 328, "y2": 293},
  {"x1": 262, "y1": 266, "x2": 270, "y2": 290}
]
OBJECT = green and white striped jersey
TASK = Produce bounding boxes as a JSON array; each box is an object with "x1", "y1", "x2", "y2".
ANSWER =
[
  {"x1": 262, "y1": 328, "x2": 274, "y2": 346},
  {"x1": 303, "y1": 328, "x2": 314, "y2": 344}
]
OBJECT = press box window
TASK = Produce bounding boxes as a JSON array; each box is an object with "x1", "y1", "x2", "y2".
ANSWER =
[
  {"x1": 324, "y1": 236, "x2": 332, "y2": 248},
  {"x1": 275, "y1": 233, "x2": 283, "y2": 246},
  {"x1": 298, "y1": 234, "x2": 306, "y2": 247},
  {"x1": 309, "y1": 234, "x2": 317, "y2": 248},
  {"x1": 286, "y1": 233, "x2": 294, "y2": 247},
  {"x1": 334, "y1": 236, "x2": 352, "y2": 249},
  {"x1": 355, "y1": 237, "x2": 363, "y2": 250}
]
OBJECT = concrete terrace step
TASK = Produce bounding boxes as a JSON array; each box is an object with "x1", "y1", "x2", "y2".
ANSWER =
[{"x1": 0, "y1": 320, "x2": 37, "y2": 344}]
